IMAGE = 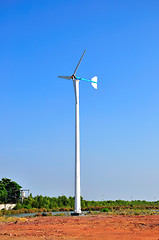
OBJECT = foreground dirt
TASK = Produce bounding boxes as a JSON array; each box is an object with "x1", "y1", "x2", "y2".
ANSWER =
[{"x1": 1, "y1": 214, "x2": 159, "y2": 240}]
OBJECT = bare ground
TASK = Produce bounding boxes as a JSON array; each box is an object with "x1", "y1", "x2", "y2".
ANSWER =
[{"x1": 1, "y1": 214, "x2": 159, "y2": 240}]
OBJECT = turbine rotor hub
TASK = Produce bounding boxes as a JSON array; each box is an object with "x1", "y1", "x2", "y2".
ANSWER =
[{"x1": 71, "y1": 74, "x2": 76, "y2": 80}]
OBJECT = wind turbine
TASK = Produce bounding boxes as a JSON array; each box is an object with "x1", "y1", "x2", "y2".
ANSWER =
[{"x1": 58, "y1": 49, "x2": 97, "y2": 215}]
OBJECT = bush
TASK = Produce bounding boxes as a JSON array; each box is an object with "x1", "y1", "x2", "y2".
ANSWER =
[
  {"x1": 28, "y1": 209, "x2": 36, "y2": 213},
  {"x1": 54, "y1": 213, "x2": 66, "y2": 216},
  {"x1": 100, "y1": 208, "x2": 109, "y2": 212},
  {"x1": 14, "y1": 203, "x2": 22, "y2": 210}
]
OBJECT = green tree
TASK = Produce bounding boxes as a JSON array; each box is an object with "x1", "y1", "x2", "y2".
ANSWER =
[
  {"x1": 69, "y1": 196, "x2": 74, "y2": 208},
  {"x1": 0, "y1": 184, "x2": 8, "y2": 203},
  {"x1": 0, "y1": 178, "x2": 22, "y2": 203}
]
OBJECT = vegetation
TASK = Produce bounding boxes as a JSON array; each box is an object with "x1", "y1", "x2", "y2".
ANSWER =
[
  {"x1": 0, "y1": 216, "x2": 27, "y2": 223},
  {"x1": 10, "y1": 196, "x2": 159, "y2": 213},
  {"x1": 0, "y1": 178, "x2": 22, "y2": 203},
  {"x1": 87, "y1": 208, "x2": 159, "y2": 216},
  {"x1": 100, "y1": 208, "x2": 109, "y2": 212},
  {"x1": 1, "y1": 178, "x2": 159, "y2": 216},
  {"x1": 1, "y1": 205, "x2": 159, "y2": 217}
]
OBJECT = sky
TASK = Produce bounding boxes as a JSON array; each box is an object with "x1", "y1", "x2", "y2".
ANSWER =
[{"x1": 0, "y1": 0, "x2": 159, "y2": 201}]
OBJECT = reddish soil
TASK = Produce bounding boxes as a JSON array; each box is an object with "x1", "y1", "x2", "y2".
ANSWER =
[{"x1": 1, "y1": 214, "x2": 159, "y2": 240}]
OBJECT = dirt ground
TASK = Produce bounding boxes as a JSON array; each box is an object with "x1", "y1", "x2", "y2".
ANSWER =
[{"x1": 1, "y1": 214, "x2": 159, "y2": 240}]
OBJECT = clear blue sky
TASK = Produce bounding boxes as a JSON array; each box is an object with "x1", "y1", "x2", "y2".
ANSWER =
[{"x1": 0, "y1": 0, "x2": 159, "y2": 201}]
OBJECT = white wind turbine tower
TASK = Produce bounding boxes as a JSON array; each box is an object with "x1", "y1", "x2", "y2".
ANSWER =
[{"x1": 58, "y1": 50, "x2": 97, "y2": 215}]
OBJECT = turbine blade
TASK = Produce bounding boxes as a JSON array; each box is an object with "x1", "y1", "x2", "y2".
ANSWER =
[
  {"x1": 91, "y1": 76, "x2": 98, "y2": 89},
  {"x1": 58, "y1": 76, "x2": 72, "y2": 80},
  {"x1": 73, "y1": 49, "x2": 86, "y2": 75}
]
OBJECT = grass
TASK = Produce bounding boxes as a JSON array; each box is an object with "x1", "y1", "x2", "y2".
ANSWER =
[
  {"x1": 1, "y1": 208, "x2": 159, "y2": 220},
  {"x1": 54, "y1": 213, "x2": 68, "y2": 216},
  {"x1": 0, "y1": 216, "x2": 28, "y2": 223},
  {"x1": 87, "y1": 209, "x2": 159, "y2": 216}
]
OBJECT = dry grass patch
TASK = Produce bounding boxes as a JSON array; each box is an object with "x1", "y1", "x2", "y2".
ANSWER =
[{"x1": 0, "y1": 216, "x2": 28, "y2": 223}]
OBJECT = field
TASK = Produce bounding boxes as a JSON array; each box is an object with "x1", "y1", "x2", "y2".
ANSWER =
[{"x1": 1, "y1": 214, "x2": 159, "y2": 240}]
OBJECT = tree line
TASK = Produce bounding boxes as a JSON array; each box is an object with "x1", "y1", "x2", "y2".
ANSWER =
[
  {"x1": 17, "y1": 195, "x2": 159, "y2": 211},
  {"x1": 1, "y1": 178, "x2": 159, "y2": 211}
]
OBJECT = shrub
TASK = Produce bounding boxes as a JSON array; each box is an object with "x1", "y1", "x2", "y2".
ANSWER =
[
  {"x1": 28, "y1": 209, "x2": 36, "y2": 213},
  {"x1": 54, "y1": 213, "x2": 66, "y2": 216},
  {"x1": 100, "y1": 208, "x2": 109, "y2": 212}
]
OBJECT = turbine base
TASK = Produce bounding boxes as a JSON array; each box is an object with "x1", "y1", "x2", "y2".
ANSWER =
[{"x1": 71, "y1": 212, "x2": 83, "y2": 216}]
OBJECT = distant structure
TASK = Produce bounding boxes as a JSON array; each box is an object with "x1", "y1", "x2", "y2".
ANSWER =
[
  {"x1": 20, "y1": 189, "x2": 30, "y2": 203},
  {"x1": 58, "y1": 50, "x2": 97, "y2": 215}
]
